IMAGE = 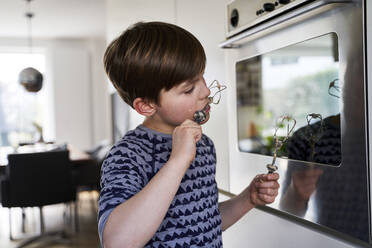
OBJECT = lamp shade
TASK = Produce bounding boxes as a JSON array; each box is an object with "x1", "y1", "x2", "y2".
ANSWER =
[{"x1": 18, "y1": 67, "x2": 43, "y2": 92}]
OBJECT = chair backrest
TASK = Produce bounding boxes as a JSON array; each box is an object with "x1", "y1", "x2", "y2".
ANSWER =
[
  {"x1": 74, "y1": 144, "x2": 111, "y2": 190},
  {"x1": 5, "y1": 150, "x2": 76, "y2": 207}
]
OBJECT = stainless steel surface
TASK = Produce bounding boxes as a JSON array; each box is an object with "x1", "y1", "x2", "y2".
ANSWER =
[
  {"x1": 226, "y1": 0, "x2": 353, "y2": 38},
  {"x1": 224, "y1": 0, "x2": 370, "y2": 243},
  {"x1": 224, "y1": 1, "x2": 353, "y2": 48},
  {"x1": 367, "y1": 0, "x2": 372, "y2": 245}
]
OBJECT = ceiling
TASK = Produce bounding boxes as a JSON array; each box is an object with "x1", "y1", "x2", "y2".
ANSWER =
[{"x1": 0, "y1": 0, "x2": 106, "y2": 39}]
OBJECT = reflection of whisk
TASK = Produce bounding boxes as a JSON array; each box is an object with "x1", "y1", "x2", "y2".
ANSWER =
[
  {"x1": 328, "y1": 79, "x2": 340, "y2": 98},
  {"x1": 305, "y1": 113, "x2": 324, "y2": 162},
  {"x1": 267, "y1": 115, "x2": 296, "y2": 173},
  {"x1": 194, "y1": 80, "x2": 227, "y2": 124}
]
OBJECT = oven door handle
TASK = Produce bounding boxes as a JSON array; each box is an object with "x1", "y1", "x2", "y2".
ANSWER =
[{"x1": 219, "y1": 0, "x2": 354, "y2": 49}]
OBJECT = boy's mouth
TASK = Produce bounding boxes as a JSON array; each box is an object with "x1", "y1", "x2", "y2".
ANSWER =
[
  {"x1": 193, "y1": 103, "x2": 211, "y2": 124},
  {"x1": 201, "y1": 103, "x2": 210, "y2": 113}
]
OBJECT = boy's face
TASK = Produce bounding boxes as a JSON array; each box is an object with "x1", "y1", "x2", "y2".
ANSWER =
[{"x1": 147, "y1": 73, "x2": 211, "y2": 133}]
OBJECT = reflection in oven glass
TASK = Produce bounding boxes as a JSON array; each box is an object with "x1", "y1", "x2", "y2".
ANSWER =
[{"x1": 236, "y1": 33, "x2": 341, "y2": 166}]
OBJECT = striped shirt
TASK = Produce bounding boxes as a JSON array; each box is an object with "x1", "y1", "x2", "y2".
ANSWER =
[{"x1": 98, "y1": 125, "x2": 222, "y2": 247}]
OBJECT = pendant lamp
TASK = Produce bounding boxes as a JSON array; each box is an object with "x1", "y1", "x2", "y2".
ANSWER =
[{"x1": 18, "y1": 0, "x2": 43, "y2": 93}]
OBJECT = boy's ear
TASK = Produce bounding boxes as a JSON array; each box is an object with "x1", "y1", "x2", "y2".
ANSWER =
[{"x1": 132, "y1": 98, "x2": 157, "y2": 116}]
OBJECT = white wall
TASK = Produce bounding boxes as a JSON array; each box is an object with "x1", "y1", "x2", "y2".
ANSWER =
[
  {"x1": 51, "y1": 38, "x2": 110, "y2": 149},
  {"x1": 51, "y1": 39, "x2": 92, "y2": 149},
  {"x1": 105, "y1": 0, "x2": 176, "y2": 131},
  {"x1": 105, "y1": 0, "x2": 365, "y2": 247},
  {"x1": 0, "y1": 37, "x2": 110, "y2": 150}
]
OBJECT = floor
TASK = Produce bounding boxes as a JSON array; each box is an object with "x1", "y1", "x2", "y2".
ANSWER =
[{"x1": 0, "y1": 191, "x2": 100, "y2": 248}]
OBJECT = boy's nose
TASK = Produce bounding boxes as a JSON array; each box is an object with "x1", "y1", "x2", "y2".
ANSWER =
[{"x1": 201, "y1": 80, "x2": 211, "y2": 99}]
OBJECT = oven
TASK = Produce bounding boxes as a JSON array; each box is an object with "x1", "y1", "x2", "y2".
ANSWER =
[{"x1": 221, "y1": 0, "x2": 370, "y2": 243}]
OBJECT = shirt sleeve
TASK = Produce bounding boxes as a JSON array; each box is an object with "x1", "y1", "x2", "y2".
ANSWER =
[{"x1": 97, "y1": 144, "x2": 147, "y2": 246}]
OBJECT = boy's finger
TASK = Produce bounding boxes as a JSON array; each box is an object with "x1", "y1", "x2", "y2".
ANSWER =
[
  {"x1": 182, "y1": 119, "x2": 200, "y2": 127},
  {"x1": 188, "y1": 127, "x2": 202, "y2": 141},
  {"x1": 258, "y1": 187, "x2": 278, "y2": 196},
  {"x1": 181, "y1": 124, "x2": 202, "y2": 131},
  {"x1": 254, "y1": 174, "x2": 265, "y2": 181},
  {"x1": 253, "y1": 173, "x2": 279, "y2": 185},
  {"x1": 256, "y1": 180, "x2": 280, "y2": 189},
  {"x1": 258, "y1": 193, "x2": 276, "y2": 203},
  {"x1": 262, "y1": 173, "x2": 279, "y2": 181},
  {"x1": 189, "y1": 127, "x2": 202, "y2": 136}
]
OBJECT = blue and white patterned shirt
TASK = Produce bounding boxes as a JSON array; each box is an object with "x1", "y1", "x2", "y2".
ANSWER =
[{"x1": 98, "y1": 125, "x2": 222, "y2": 247}]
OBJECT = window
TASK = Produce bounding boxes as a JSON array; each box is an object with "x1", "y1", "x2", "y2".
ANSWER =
[{"x1": 0, "y1": 51, "x2": 46, "y2": 146}]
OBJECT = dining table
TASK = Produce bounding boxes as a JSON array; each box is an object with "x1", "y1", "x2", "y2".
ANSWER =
[
  {"x1": 0, "y1": 143, "x2": 91, "y2": 165},
  {"x1": 0, "y1": 143, "x2": 97, "y2": 187}
]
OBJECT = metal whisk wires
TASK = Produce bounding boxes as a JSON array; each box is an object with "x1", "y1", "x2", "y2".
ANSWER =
[
  {"x1": 193, "y1": 80, "x2": 227, "y2": 125},
  {"x1": 208, "y1": 80, "x2": 227, "y2": 105},
  {"x1": 305, "y1": 113, "x2": 324, "y2": 162}
]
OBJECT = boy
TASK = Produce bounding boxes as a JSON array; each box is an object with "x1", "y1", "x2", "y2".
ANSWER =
[{"x1": 99, "y1": 21, "x2": 279, "y2": 248}]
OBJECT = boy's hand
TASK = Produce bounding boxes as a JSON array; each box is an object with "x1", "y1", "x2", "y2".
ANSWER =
[
  {"x1": 248, "y1": 173, "x2": 280, "y2": 206},
  {"x1": 170, "y1": 120, "x2": 202, "y2": 165}
]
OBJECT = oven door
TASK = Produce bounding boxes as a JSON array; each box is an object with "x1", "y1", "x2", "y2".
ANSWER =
[{"x1": 223, "y1": 1, "x2": 370, "y2": 243}]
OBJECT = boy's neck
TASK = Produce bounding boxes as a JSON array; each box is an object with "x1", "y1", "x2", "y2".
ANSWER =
[{"x1": 142, "y1": 118, "x2": 175, "y2": 135}]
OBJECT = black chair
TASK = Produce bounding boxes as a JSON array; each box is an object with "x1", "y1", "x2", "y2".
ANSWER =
[
  {"x1": 75, "y1": 141, "x2": 111, "y2": 192},
  {"x1": 0, "y1": 150, "x2": 77, "y2": 248},
  {"x1": 73, "y1": 142, "x2": 111, "y2": 216}
]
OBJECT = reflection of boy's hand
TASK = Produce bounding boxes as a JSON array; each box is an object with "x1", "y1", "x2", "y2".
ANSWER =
[
  {"x1": 170, "y1": 120, "x2": 202, "y2": 165},
  {"x1": 292, "y1": 168, "x2": 323, "y2": 201},
  {"x1": 249, "y1": 173, "x2": 280, "y2": 206}
]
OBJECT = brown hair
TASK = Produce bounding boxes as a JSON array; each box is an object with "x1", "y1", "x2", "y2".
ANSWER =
[{"x1": 103, "y1": 21, "x2": 206, "y2": 107}]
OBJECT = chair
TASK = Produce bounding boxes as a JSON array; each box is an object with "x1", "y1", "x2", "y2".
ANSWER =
[
  {"x1": 0, "y1": 150, "x2": 77, "y2": 248},
  {"x1": 73, "y1": 142, "x2": 111, "y2": 215},
  {"x1": 75, "y1": 141, "x2": 111, "y2": 191}
]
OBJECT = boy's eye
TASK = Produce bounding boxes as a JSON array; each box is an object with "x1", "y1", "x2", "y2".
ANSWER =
[{"x1": 185, "y1": 87, "x2": 194, "y2": 94}]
